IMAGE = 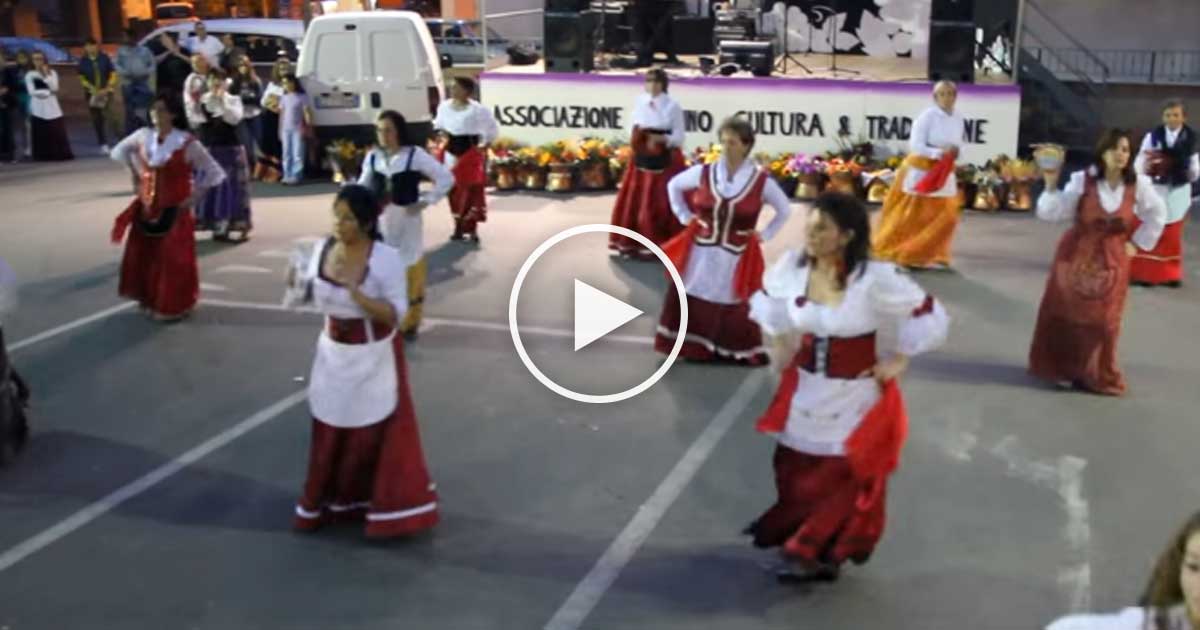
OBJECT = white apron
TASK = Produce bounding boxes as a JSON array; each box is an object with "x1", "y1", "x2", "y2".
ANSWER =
[{"x1": 307, "y1": 325, "x2": 398, "y2": 428}]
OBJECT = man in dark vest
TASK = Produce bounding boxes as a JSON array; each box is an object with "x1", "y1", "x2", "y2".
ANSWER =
[{"x1": 1132, "y1": 99, "x2": 1200, "y2": 287}]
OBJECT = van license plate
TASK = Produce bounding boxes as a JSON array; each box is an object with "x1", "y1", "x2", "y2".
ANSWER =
[{"x1": 316, "y1": 93, "x2": 360, "y2": 109}]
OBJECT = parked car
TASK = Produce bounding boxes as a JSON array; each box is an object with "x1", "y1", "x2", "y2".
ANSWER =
[
  {"x1": 140, "y1": 19, "x2": 303, "y2": 80},
  {"x1": 299, "y1": 11, "x2": 449, "y2": 148},
  {"x1": 425, "y1": 18, "x2": 517, "y2": 65},
  {"x1": 154, "y1": 2, "x2": 198, "y2": 28},
  {"x1": 0, "y1": 37, "x2": 73, "y2": 63}
]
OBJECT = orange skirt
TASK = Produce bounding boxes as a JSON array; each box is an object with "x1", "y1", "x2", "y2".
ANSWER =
[{"x1": 871, "y1": 157, "x2": 961, "y2": 267}]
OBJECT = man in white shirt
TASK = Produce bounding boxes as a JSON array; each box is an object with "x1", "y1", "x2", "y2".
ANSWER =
[{"x1": 186, "y1": 22, "x2": 225, "y2": 69}]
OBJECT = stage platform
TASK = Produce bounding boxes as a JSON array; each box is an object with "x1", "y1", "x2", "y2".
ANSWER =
[{"x1": 480, "y1": 54, "x2": 1022, "y2": 164}]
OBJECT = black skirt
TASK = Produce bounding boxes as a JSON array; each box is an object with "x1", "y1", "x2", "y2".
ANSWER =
[{"x1": 30, "y1": 116, "x2": 73, "y2": 161}]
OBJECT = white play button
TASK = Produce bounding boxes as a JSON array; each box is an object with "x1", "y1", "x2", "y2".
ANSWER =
[{"x1": 573, "y1": 279, "x2": 643, "y2": 351}]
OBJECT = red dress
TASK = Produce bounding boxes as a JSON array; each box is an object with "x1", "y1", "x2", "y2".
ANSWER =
[
  {"x1": 111, "y1": 135, "x2": 201, "y2": 320},
  {"x1": 1029, "y1": 176, "x2": 1137, "y2": 395},
  {"x1": 654, "y1": 163, "x2": 770, "y2": 364},
  {"x1": 445, "y1": 145, "x2": 487, "y2": 236},
  {"x1": 608, "y1": 126, "x2": 687, "y2": 258}
]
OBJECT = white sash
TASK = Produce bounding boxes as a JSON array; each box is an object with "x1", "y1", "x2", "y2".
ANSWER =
[{"x1": 308, "y1": 329, "x2": 398, "y2": 428}]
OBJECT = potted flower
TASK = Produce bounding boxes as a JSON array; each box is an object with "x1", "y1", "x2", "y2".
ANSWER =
[
  {"x1": 544, "y1": 139, "x2": 582, "y2": 193},
  {"x1": 515, "y1": 146, "x2": 547, "y2": 190},
  {"x1": 825, "y1": 157, "x2": 864, "y2": 196},
  {"x1": 610, "y1": 143, "x2": 633, "y2": 185},
  {"x1": 1000, "y1": 159, "x2": 1038, "y2": 210},
  {"x1": 758, "y1": 152, "x2": 797, "y2": 197},
  {"x1": 863, "y1": 168, "x2": 895, "y2": 204},
  {"x1": 789, "y1": 153, "x2": 825, "y2": 199},
  {"x1": 326, "y1": 139, "x2": 366, "y2": 184},
  {"x1": 972, "y1": 168, "x2": 1004, "y2": 211},
  {"x1": 578, "y1": 137, "x2": 616, "y2": 190},
  {"x1": 488, "y1": 138, "x2": 523, "y2": 190},
  {"x1": 955, "y1": 164, "x2": 978, "y2": 210}
]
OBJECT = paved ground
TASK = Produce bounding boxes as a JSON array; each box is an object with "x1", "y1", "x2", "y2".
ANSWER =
[{"x1": 0, "y1": 151, "x2": 1198, "y2": 630}]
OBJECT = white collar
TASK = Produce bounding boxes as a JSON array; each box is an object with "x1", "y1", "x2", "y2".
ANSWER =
[{"x1": 144, "y1": 129, "x2": 190, "y2": 167}]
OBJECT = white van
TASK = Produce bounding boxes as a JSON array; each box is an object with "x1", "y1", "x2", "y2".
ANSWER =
[{"x1": 297, "y1": 11, "x2": 450, "y2": 148}]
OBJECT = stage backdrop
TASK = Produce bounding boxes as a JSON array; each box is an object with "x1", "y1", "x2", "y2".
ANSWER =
[
  {"x1": 764, "y1": 0, "x2": 932, "y2": 58},
  {"x1": 480, "y1": 73, "x2": 1021, "y2": 165}
]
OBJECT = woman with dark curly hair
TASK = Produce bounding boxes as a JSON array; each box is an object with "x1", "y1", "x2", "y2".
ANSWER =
[{"x1": 288, "y1": 185, "x2": 439, "y2": 539}]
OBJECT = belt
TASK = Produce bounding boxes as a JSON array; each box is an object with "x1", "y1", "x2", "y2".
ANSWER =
[
  {"x1": 326, "y1": 317, "x2": 393, "y2": 344},
  {"x1": 795, "y1": 332, "x2": 876, "y2": 379}
]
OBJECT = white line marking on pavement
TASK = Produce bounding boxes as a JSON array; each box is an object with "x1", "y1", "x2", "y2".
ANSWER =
[
  {"x1": 0, "y1": 390, "x2": 308, "y2": 573},
  {"x1": 212, "y1": 264, "x2": 274, "y2": 275},
  {"x1": 991, "y1": 435, "x2": 1091, "y2": 612},
  {"x1": 543, "y1": 372, "x2": 765, "y2": 630},
  {"x1": 199, "y1": 282, "x2": 230, "y2": 292},
  {"x1": 9, "y1": 302, "x2": 136, "y2": 354},
  {"x1": 197, "y1": 299, "x2": 655, "y2": 346},
  {"x1": 256, "y1": 249, "x2": 292, "y2": 260}
]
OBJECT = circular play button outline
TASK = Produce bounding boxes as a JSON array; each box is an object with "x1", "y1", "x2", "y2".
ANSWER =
[{"x1": 508, "y1": 224, "x2": 688, "y2": 404}]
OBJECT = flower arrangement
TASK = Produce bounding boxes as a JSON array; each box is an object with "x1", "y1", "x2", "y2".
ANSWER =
[
  {"x1": 1000, "y1": 159, "x2": 1038, "y2": 182},
  {"x1": 488, "y1": 138, "x2": 525, "y2": 166},
  {"x1": 973, "y1": 168, "x2": 1004, "y2": 188},
  {"x1": 578, "y1": 137, "x2": 615, "y2": 165},
  {"x1": 326, "y1": 139, "x2": 367, "y2": 184},
  {"x1": 788, "y1": 153, "x2": 825, "y2": 176},
  {"x1": 824, "y1": 157, "x2": 865, "y2": 178},
  {"x1": 691, "y1": 143, "x2": 722, "y2": 165},
  {"x1": 610, "y1": 144, "x2": 633, "y2": 181}
]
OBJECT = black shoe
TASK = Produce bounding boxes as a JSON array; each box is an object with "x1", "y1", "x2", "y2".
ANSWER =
[
  {"x1": 450, "y1": 233, "x2": 464, "y2": 242},
  {"x1": 1166, "y1": 280, "x2": 1182, "y2": 288},
  {"x1": 741, "y1": 520, "x2": 758, "y2": 537},
  {"x1": 467, "y1": 233, "x2": 481, "y2": 245},
  {"x1": 1131, "y1": 280, "x2": 1152, "y2": 287},
  {"x1": 775, "y1": 563, "x2": 840, "y2": 584}
]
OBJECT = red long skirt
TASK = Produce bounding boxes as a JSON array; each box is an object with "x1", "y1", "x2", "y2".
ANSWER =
[
  {"x1": 653, "y1": 284, "x2": 767, "y2": 365},
  {"x1": 448, "y1": 148, "x2": 487, "y2": 236},
  {"x1": 294, "y1": 334, "x2": 439, "y2": 538},
  {"x1": 608, "y1": 151, "x2": 686, "y2": 259},
  {"x1": 118, "y1": 208, "x2": 199, "y2": 319},
  {"x1": 749, "y1": 444, "x2": 886, "y2": 566},
  {"x1": 1130, "y1": 219, "x2": 1184, "y2": 285}
]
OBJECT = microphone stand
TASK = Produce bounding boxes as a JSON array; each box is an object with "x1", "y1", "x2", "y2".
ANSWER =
[
  {"x1": 775, "y1": 0, "x2": 811, "y2": 75},
  {"x1": 825, "y1": 0, "x2": 859, "y2": 76}
]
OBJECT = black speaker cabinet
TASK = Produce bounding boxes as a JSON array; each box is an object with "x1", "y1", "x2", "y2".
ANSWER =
[
  {"x1": 545, "y1": 11, "x2": 599, "y2": 73},
  {"x1": 930, "y1": 0, "x2": 974, "y2": 23},
  {"x1": 718, "y1": 39, "x2": 774, "y2": 77},
  {"x1": 928, "y1": 23, "x2": 975, "y2": 83},
  {"x1": 672, "y1": 15, "x2": 715, "y2": 55},
  {"x1": 546, "y1": 0, "x2": 590, "y2": 13}
]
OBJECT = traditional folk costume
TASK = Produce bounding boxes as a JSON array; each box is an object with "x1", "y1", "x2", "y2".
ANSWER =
[
  {"x1": 293, "y1": 238, "x2": 439, "y2": 537},
  {"x1": 255, "y1": 81, "x2": 285, "y2": 182},
  {"x1": 1131, "y1": 124, "x2": 1200, "y2": 286},
  {"x1": 609, "y1": 92, "x2": 688, "y2": 259},
  {"x1": 0, "y1": 257, "x2": 31, "y2": 465},
  {"x1": 24, "y1": 69, "x2": 73, "y2": 162},
  {"x1": 358, "y1": 145, "x2": 454, "y2": 337},
  {"x1": 872, "y1": 105, "x2": 964, "y2": 268},
  {"x1": 194, "y1": 90, "x2": 252, "y2": 239},
  {"x1": 110, "y1": 128, "x2": 226, "y2": 320},
  {"x1": 654, "y1": 158, "x2": 792, "y2": 364},
  {"x1": 182, "y1": 71, "x2": 209, "y2": 131},
  {"x1": 1029, "y1": 168, "x2": 1166, "y2": 396},
  {"x1": 433, "y1": 99, "x2": 499, "y2": 241},
  {"x1": 1046, "y1": 606, "x2": 1195, "y2": 630},
  {"x1": 744, "y1": 254, "x2": 948, "y2": 571}
]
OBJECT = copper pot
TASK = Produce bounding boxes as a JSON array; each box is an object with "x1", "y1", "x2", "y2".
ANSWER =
[
  {"x1": 494, "y1": 165, "x2": 518, "y2": 190},
  {"x1": 580, "y1": 162, "x2": 612, "y2": 190},
  {"x1": 827, "y1": 171, "x2": 857, "y2": 196},
  {"x1": 973, "y1": 186, "x2": 1001, "y2": 211},
  {"x1": 521, "y1": 167, "x2": 546, "y2": 190},
  {"x1": 546, "y1": 164, "x2": 575, "y2": 192},
  {"x1": 794, "y1": 173, "x2": 822, "y2": 199},
  {"x1": 1006, "y1": 181, "x2": 1033, "y2": 211},
  {"x1": 867, "y1": 179, "x2": 890, "y2": 204}
]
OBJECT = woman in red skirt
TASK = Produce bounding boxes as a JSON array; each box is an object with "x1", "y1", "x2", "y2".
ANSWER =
[
  {"x1": 609, "y1": 68, "x2": 687, "y2": 260},
  {"x1": 434, "y1": 76, "x2": 498, "y2": 244},
  {"x1": 290, "y1": 184, "x2": 438, "y2": 538},
  {"x1": 110, "y1": 94, "x2": 226, "y2": 321},
  {"x1": 745, "y1": 192, "x2": 949, "y2": 582},
  {"x1": 654, "y1": 117, "x2": 793, "y2": 365},
  {"x1": 1130, "y1": 99, "x2": 1199, "y2": 288},
  {"x1": 1031, "y1": 129, "x2": 1167, "y2": 396}
]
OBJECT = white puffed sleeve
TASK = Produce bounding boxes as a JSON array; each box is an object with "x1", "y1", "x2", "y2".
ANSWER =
[
  {"x1": 749, "y1": 250, "x2": 805, "y2": 336},
  {"x1": 908, "y1": 108, "x2": 943, "y2": 159},
  {"x1": 371, "y1": 244, "x2": 410, "y2": 323},
  {"x1": 1036, "y1": 169, "x2": 1087, "y2": 223},
  {"x1": 758, "y1": 177, "x2": 793, "y2": 241},
  {"x1": 667, "y1": 164, "x2": 703, "y2": 225},
  {"x1": 184, "y1": 139, "x2": 227, "y2": 192},
  {"x1": 110, "y1": 128, "x2": 149, "y2": 167},
  {"x1": 0, "y1": 256, "x2": 18, "y2": 319},
  {"x1": 868, "y1": 262, "x2": 949, "y2": 356},
  {"x1": 1131, "y1": 174, "x2": 1168, "y2": 251},
  {"x1": 1044, "y1": 607, "x2": 1146, "y2": 630}
]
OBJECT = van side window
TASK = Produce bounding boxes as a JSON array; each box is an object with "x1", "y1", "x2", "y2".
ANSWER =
[{"x1": 314, "y1": 32, "x2": 359, "y2": 81}]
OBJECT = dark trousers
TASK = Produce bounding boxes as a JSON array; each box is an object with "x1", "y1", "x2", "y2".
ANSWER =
[
  {"x1": 635, "y1": 2, "x2": 680, "y2": 63},
  {"x1": 122, "y1": 81, "x2": 153, "y2": 135},
  {"x1": 89, "y1": 105, "x2": 109, "y2": 146},
  {"x1": 0, "y1": 106, "x2": 13, "y2": 160}
]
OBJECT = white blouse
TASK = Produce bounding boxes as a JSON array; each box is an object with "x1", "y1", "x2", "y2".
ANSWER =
[
  {"x1": 183, "y1": 72, "x2": 209, "y2": 127},
  {"x1": 667, "y1": 159, "x2": 794, "y2": 304},
  {"x1": 200, "y1": 91, "x2": 244, "y2": 126},
  {"x1": 1046, "y1": 606, "x2": 1193, "y2": 630},
  {"x1": 749, "y1": 253, "x2": 950, "y2": 455},
  {"x1": 433, "y1": 99, "x2": 499, "y2": 143},
  {"x1": 1036, "y1": 168, "x2": 1168, "y2": 252},
  {"x1": 306, "y1": 238, "x2": 410, "y2": 322},
  {"x1": 25, "y1": 69, "x2": 63, "y2": 120},
  {"x1": 260, "y1": 81, "x2": 285, "y2": 110},
  {"x1": 1134, "y1": 128, "x2": 1200, "y2": 223},
  {"x1": 357, "y1": 146, "x2": 455, "y2": 266},
  {"x1": 902, "y1": 106, "x2": 964, "y2": 197},
  {"x1": 629, "y1": 92, "x2": 686, "y2": 148},
  {"x1": 109, "y1": 128, "x2": 227, "y2": 191}
]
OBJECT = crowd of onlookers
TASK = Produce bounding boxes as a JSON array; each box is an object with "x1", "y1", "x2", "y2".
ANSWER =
[{"x1": 0, "y1": 20, "x2": 310, "y2": 188}]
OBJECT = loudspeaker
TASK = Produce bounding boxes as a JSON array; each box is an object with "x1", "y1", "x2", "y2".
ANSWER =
[
  {"x1": 546, "y1": 0, "x2": 589, "y2": 12},
  {"x1": 930, "y1": 0, "x2": 974, "y2": 23},
  {"x1": 672, "y1": 15, "x2": 715, "y2": 55},
  {"x1": 927, "y1": 23, "x2": 975, "y2": 83},
  {"x1": 545, "y1": 11, "x2": 599, "y2": 72},
  {"x1": 718, "y1": 39, "x2": 773, "y2": 77}
]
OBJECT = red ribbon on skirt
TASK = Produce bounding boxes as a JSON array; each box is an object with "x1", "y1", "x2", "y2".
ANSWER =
[
  {"x1": 111, "y1": 199, "x2": 140, "y2": 244},
  {"x1": 913, "y1": 152, "x2": 956, "y2": 194}
]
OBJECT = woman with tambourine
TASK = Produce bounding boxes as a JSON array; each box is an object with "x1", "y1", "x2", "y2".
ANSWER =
[{"x1": 609, "y1": 68, "x2": 688, "y2": 260}]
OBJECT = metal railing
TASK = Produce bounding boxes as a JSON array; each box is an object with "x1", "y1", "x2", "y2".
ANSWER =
[
  {"x1": 1024, "y1": 0, "x2": 1111, "y2": 81},
  {"x1": 1027, "y1": 48, "x2": 1200, "y2": 85}
]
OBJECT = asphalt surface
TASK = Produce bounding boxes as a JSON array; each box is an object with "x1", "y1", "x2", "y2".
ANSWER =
[{"x1": 0, "y1": 150, "x2": 1198, "y2": 630}]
